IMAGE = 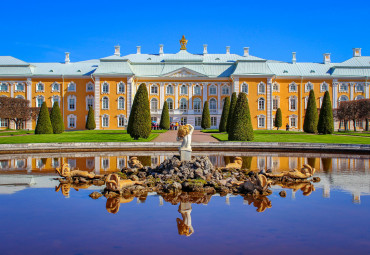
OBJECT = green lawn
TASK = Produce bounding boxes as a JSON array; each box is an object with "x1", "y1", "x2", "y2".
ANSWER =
[
  {"x1": 0, "y1": 130, "x2": 34, "y2": 136},
  {"x1": 201, "y1": 129, "x2": 220, "y2": 133},
  {"x1": 212, "y1": 131, "x2": 370, "y2": 144},
  {"x1": 0, "y1": 130, "x2": 166, "y2": 144},
  {"x1": 334, "y1": 131, "x2": 370, "y2": 137}
]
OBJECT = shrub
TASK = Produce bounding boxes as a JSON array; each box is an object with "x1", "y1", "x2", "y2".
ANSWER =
[
  {"x1": 219, "y1": 97, "x2": 230, "y2": 132},
  {"x1": 50, "y1": 102, "x2": 64, "y2": 134},
  {"x1": 226, "y1": 92, "x2": 237, "y2": 133},
  {"x1": 201, "y1": 101, "x2": 211, "y2": 129},
  {"x1": 127, "y1": 83, "x2": 151, "y2": 139},
  {"x1": 35, "y1": 102, "x2": 53, "y2": 134},
  {"x1": 160, "y1": 101, "x2": 170, "y2": 130},
  {"x1": 228, "y1": 92, "x2": 254, "y2": 141},
  {"x1": 317, "y1": 91, "x2": 334, "y2": 134},
  {"x1": 274, "y1": 108, "x2": 282, "y2": 130},
  {"x1": 303, "y1": 89, "x2": 318, "y2": 133},
  {"x1": 86, "y1": 106, "x2": 96, "y2": 130}
]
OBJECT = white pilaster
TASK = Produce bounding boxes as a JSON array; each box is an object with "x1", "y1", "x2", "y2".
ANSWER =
[
  {"x1": 203, "y1": 82, "x2": 208, "y2": 103},
  {"x1": 365, "y1": 82, "x2": 369, "y2": 99},
  {"x1": 350, "y1": 82, "x2": 354, "y2": 100},
  {"x1": 10, "y1": 82, "x2": 14, "y2": 98},
  {"x1": 332, "y1": 80, "x2": 338, "y2": 108},
  {"x1": 127, "y1": 76, "x2": 133, "y2": 115},
  {"x1": 27, "y1": 157, "x2": 32, "y2": 173},
  {"x1": 160, "y1": 82, "x2": 164, "y2": 108},
  {"x1": 233, "y1": 77, "x2": 239, "y2": 94},
  {"x1": 266, "y1": 78, "x2": 272, "y2": 130},
  {"x1": 189, "y1": 83, "x2": 193, "y2": 110},
  {"x1": 175, "y1": 83, "x2": 179, "y2": 109},
  {"x1": 94, "y1": 77, "x2": 101, "y2": 130},
  {"x1": 217, "y1": 83, "x2": 221, "y2": 112},
  {"x1": 26, "y1": 78, "x2": 32, "y2": 130},
  {"x1": 94, "y1": 157, "x2": 100, "y2": 174}
]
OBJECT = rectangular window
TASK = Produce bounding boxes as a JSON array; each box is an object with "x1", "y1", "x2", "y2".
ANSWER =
[
  {"x1": 118, "y1": 116, "x2": 125, "y2": 127},
  {"x1": 102, "y1": 117, "x2": 109, "y2": 127},
  {"x1": 211, "y1": 117, "x2": 217, "y2": 127},
  {"x1": 87, "y1": 98, "x2": 94, "y2": 109},
  {"x1": 258, "y1": 116, "x2": 265, "y2": 128},
  {"x1": 68, "y1": 159, "x2": 76, "y2": 169},
  {"x1": 0, "y1": 118, "x2": 9, "y2": 127},
  {"x1": 290, "y1": 117, "x2": 297, "y2": 128},
  {"x1": 118, "y1": 158, "x2": 126, "y2": 169},
  {"x1": 195, "y1": 117, "x2": 201, "y2": 127},
  {"x1": 102, "y1": 158, "x2": 109, "y2": 169},
  {"x1": 273, "y1": 98, "x2": 278, "y2": 110},
  {"x1": 69, "y1": 117, "x2": 76, "y2": 128},
  {"x1": 69, "y1": 98, "x2": 75, "y2": 110},
  {"x1": 180, "y1": 117, "x2": 187, "y2": 125}
]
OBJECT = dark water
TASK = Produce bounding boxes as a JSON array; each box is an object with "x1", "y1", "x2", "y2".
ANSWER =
[{"x1": 0, "y1": 151, "x2": 369, "y2": 255}]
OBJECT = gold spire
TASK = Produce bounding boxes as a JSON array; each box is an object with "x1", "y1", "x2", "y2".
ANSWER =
[{"x1": 180, "y1": 35, "x2": 188, "y2": 50}]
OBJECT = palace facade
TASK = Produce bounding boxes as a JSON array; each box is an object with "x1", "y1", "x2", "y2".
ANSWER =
[{"x1": 0, "y1": 36, "x2": 369, "y2": 130}]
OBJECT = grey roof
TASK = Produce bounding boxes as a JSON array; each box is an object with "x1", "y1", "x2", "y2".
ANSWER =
[
  {"x1": 94, "y1": 60, "x2": 133, "y2": 76},
  {"x1": 31, "y1": 61, "x2": 99, "y2": 76},
  {"x1": 233, "y1": 61, "x2": 273, "y2": 76},
  {"x1": 0, "y1": 56, "x2": 29, "y2": 66}
]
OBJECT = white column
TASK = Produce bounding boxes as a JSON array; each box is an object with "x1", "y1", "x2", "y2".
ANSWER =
[
  {"x1": 94, "y1": 157, "x2": 100, "y2": 174},
  {"x1": 175, "y1": 83, "x2": 179, "y2": 109},
  {"x1": 233, "y1": 77, "x2": 239, "y2": 94},
  {"x1": 332, "y1": 80, "x2": 338, "y2": 108},
  {"x1": 203, "y1": 82, "x2": 208, "y2": 103},
  {"x1": 217, "y1": 83, "x2": 221, "y2": 113},
  {"x1": 188, "y1": 83, "x2": 193, "y2": 110},
  {"x1": 266, "y1": 78, "x2": 272, "y2": 130},
  {"x1": 94, "y1": 77, "x2": 101, "y2": 130},
  {"x1": 10, "y1": 82, "x2": 14, "y2": 98},
  {"x1": 350, "y1": 82, "x2": 354, "y2": 100},
  {"x1": 365, "y1": 82, "x2": 369, "y2": 99},
  {"x1": 26, "y1": 78, "x2": 32, "y2": 130},
  {"x1": 27, "y1": 157, "x2": 32, "y2": 173},
  {"x1": 127, "y1": 76, "x2": 133, "y2": 115},
  {"x1": 160, "y1": 82, "x2": 164, "y2": 108}
]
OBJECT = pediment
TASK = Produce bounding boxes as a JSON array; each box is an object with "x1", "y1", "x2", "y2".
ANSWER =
[{"x1": 163, "y1": 67, "x2": 206, "y2": 77}]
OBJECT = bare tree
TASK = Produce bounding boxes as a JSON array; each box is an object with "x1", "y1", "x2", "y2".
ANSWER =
[{"x1": 0, "y1": 97, "x2": 32, "y2": 129}]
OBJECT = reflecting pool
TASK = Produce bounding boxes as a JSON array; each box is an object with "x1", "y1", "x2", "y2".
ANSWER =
[{"x1": 0, "y1": 151, "x2": 369, "y2": 254}]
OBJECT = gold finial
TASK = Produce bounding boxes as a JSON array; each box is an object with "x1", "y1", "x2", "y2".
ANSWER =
[{"x1": 180, "y1": 35, "x2": 188, "y2": 50}]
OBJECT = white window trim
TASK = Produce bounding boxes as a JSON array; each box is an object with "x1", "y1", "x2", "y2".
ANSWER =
[
  {"x1": 258, "y1": 114, "x2": 266, "y2": 128},
  {"x1": 0, "y1": 82, "x2": 9, "y2": 92},
  {"x1": 118, "y1": 96, "x2": 125, "y2": 110},
  {"x1": 51, "y1": 95, "x2": 60, "y2": 106},
  {"x1": 150, "y1": 98, "x2": 158, "y2": 111},
  {"x1": 193, "y1": 98, "x2": 202, "y2": 113},
  {"x1": 117, "y1": 114, "x2": 126, "y2": 127},
  {"x1": 210, "y1": 116, "x2": 218, "y2": 127},
  {"x1": 67, "y1": 95, "x2": 77, "y2": 111},
  {"x1": 102, "y1": 96, "x2": 109, "y2": 110},
  {"x1": 166, "y1": 84, "x2": 174, "y2": 95},
  {"x1": 320, "y1": 82, "x2": 328, "y2": 93},
  {"x1": 179, "y1": 98, "x2": 188, "y2": 110},
  {"x1": 166, "y1": 98, "x2": 174, "y2": 110},
  {"x1": 354, "y1": 95, "x2": 365, "y2": 100},
  {"x1": 68, "y1": 81, "x2": 76, "y2": 92},
  {"x1": 180, "y1": 84, "x2": 188, "y2": 96},
  {"x1": 209, "y1": 98, "x2": 217, "y2": 112},
  {"x1": 257, "y1": 82, "x2": 266, "y2": 95},
  {"x1": 221, "y1": 85, "x2": 230, "y2": 95},
  {"x1": 36, "y1": 82, "x2": 45, "y2": 92},
  {"x1": 15, "y1": 95, "x2": 25, "y2": 99},
  {"x1": 289, "y1": 82, "x2": 298, "y2": 93},
  {"x1": 15, "y1": 82, "x2": 25, "y2": 92},
  {"x1": 338, "y1": 95, "x2": 349, "y2": 103},
  {"x1": 117, "y1": 82, "x2": 126, "y2": 94},
  {"x1": 101, "y1": 157, "x2": 110, "y2": 169},
  {"x1": 289, "y1": 115, "x2": 298, "y2": 128},
  {"x1": 272, "y1": 82, "x2": 280, "y2": 92},
  {"x1": 86, "y1": 82, "x2": 94, "y2": 92},
  {"x1": 194, "y1": 84, "x2": 201, "y2": 95},
  {"x1": 272, "y1": 96, "x2": 280, "y2": 111},
  {"x1": 67, "y1": 114, "x2": 77, "y2": 129},
  {"x1": 304, "y1": 96, "x2": 309, "y2": 109},
  {"x1": 289, "y1": 96, "x2": 297, "y2": 111},
  {"x1": 305, "y1": 82, "x2": 313, "y2": 93},
  {"x1": 258, "y1": 97, "x2": 265, "y2": 111},
  {"x1": 86, "y1": 95, "x2": 94, "y2": 110},
  {"x1": 36, "y1": 95, "x2": 44, "y2": 107},
  {"x1": 51, "y1": 82, "x2": 60, "y2": 92},
  {"x1": 339, "y1": 83, "x2": 348, "y2": 93},
  {"x1": 355, "y1": 83, "x2": 364, "y2": 93},
  {"x1": 150, "y1": 84, "x2": 159, "y2": 95},
  {"x1": 101, "y1": 114, "x2": 109, "y2": 128},
  {"x1": 101, "y1": 82, "x2": 110, "y2": 94},
  {"x1": 241, "y1": 82, "x2": 249, "y2": 94},
  {"x1": 209, "y1": 84, "x2": 217, "y2": 95}
]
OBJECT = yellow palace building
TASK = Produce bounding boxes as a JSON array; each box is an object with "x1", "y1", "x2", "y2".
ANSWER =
[{"x1": 0, "y1": 36, "x2": 369, "y2": 130}]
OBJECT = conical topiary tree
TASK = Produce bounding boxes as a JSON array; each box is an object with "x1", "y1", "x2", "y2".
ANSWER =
[
  {"x1": 159, "y1": 101, "x2": 170, "y2": 130},
  {"x1": 127, "y1": 83, "x2": 151, "y2": 139},
  {"x1": 228, "y1": 92, "x2": 254, "y2": 141},
  {"x1": 86, "y1": 106, "x2": 96, "y2": 130},
  {"x1": 317, "y1": 91, "x2": 334, "y2": 134},
  {"x1": 35, "y1": 102, "x2": 53, "y2": 134},
  {"x1": 303, "y1": 89, "x2": 319, "y2": 133},
  {"x1": 50, "y1": 101, "x2": 64, "y2": 134},
  {"x1": 226, "y1": 92, "x2": 237, "y2": 133},
  {"x1": 274, "y1": 108, "x2": 282, "y2": 130},
  {"x1": 219, "y1": 97, "x2": 230, "y2": 132},
  {"x1": 201, "y1": 101, "x2": 211, "y2": 129}
]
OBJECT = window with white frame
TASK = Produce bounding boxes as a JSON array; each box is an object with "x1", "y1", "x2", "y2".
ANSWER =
[
  {"x1": 166, "y1": 98, "x2": 174, "y2": 110},
  {"x1": 52, "y1": 158, "x2": 60, "y2": 168},
  {"x1": 0, "y1": 118, "x2": 9, "y2": 127},
  {"x1": 36, "y1": 96, "x2": 44, "y2": 107},
  {"x1": 194, "y1": 85, "x2": 201, "y2": 95},
  {"x1": 304, "y1": 96, "x2": 309, "y2": 109},
  {"x1": 86, "y1": 159, "x2": 94, "y2": 169},
  {"x1": 68, "y1": 82, "x2": 76, "y2": 92},
  {"x1": 86, "y1": 96, "x2": 94, "y2": 110},
  {"x1": 272, "y1": 82, "x2": 279, "y2": 92},
  {"x1": 36, "y1": 82, "x2": 44, "y2": 92},
  {"x1": 180, "y1": 98, "x2": 187, "y2": 111},
  {"x1": 118, "y1": 97, "x2": 125, "y2": 110},
  {"x1": 102, "y1": 158, "x2": 109, "y2": 170},
  {"x1": 222, "y1": 85, "x2": 230, "y2": 95},
  {"x1": 258, "y1": 97, "x2": 265, "y2": 110},
  {"x1": 320, "y1": 82, "x2": 328, "y2": 92},
  {"x1": 258, "y1": 157, "x2": 266, "y2": 169},
  {"x1": 117, "y1": 82, "x2": 125, "y2": 94},
  {"x1": 166, "y1": 84, "x2": 174, "y2": 95},
  {"x1": 258, "y1": 82, "x2": 265, "y2": 94},
  {"x1": 102, "y1": 97, "x2": 109, "y2": 109},
  {"x1": 355, "y1": 95, "x2": 365, "y2": 100},
  {"x1": 67, "y1": 159, "x2": 76, "y2": 169},
  {"x1": 319, "y1": 97, "x2": 323, "y2": 107},
  {"x1": 180, "y1": 117, "x2": 187, "y2": 125},
  {"x1": 209, "y1": 85, "x2": 217, "y2": 95},
  {"x1": 150, "y1": 98, "x2": 158, "y2": 111},
  {"x1": 180, "y1": 85, "x2": 188, "y2": 95},
  {"x1": 193, "y1": 98, "x2": 202, "y2": 113},
  {"x1": 289, "y1": 96, "x2": 297, "y2": 111},
  {"x1": 102, "y1": 82, "x2": 109, "y2": 93},
  {"x1": 15, "y1": 159, "x2": 25, "y2": 169},
  {"x1": 195, "y1": 116, "x2": 201, "y2": 126},
  {"x1": 16, "y1": 95, "x2": 25, "y2": 99},
  {"x1": 52, "y1": 82, "x2": 60, "y2": 92},
  {"x1": 68, "y1": 114, "x2": 77, "y2": 129},
  {"x1": 68, "y1": 96, "x2": 76, "y2": 111},
  {"x1": 289, "y1": 82, "x2": 297, "y2": 92},
  {"x1": 272, "y1": 97, "x2": 279, "y2": 110},
  {"x1": 290, "y1": 115, "x2": 297, "y2": 128},
  {"x1": 209, "y1": 98, "x2": 217, "y2": 112},
  {"x1": 151, "y1": 84, "x2": 158, "y2": 94},
  {"x1": 118, "y1": 115, "x2": 125, "y2": 127},
  {"x1": 86, "y1": 82, "x2": 94, "y2": 92},
  {"x1": 52, "y1": 96, "x2": 60, "y2": 106},
  {"x1": 15, "y1": 83, "x2": 24, "y2": 92},
  {"x1": 102, "y1": 114, "x2": 109, "y2": 127},
  {"x1": 211, "y1": 116, "x2": 217, "y2": 127},
  {"x1": 355, "y1": 83, "x2": 364, "y2": 92},
  {"x1": 0, "y1": 83, "x2": 8, "y2": 92},
  {"x1": 241, "y1": 83, "x2": 248, "y2": 93},
  {"x1": 258, "y1": 115, "x2": 265, "y2": 128},
  {"x1": 36, "y1": 159, "x2": 44, "y2": 169},
  {"x1": 305, "y1": 82, "x2": 313, "y2": 92},
  {"x1": 289, "y1": 157, "x2": 298, "y2": 169},
  {"x1": 339, "y1": 83, "x2": 348, "y2": 92},
  {"x1": 338, "y1": 95, "x2": 349, "y2": 103}
]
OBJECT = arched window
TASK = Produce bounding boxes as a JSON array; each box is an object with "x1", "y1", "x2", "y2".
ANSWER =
[
  {"x1": 289, "y1": 82, "x2": 297, "y2": 92},
  {"x1": 68, "y1": 95, "x2": 76, "y2": 111},
  {"x1": 222, "y1": 85, "x2": 230, "y2": 95},
  {"x1": 209, "y1": 98, "x2": 217, "y2": 112},
  {"x1": 355, "y1": 83, "x2": 364, "y2": 92},
  {"x1": 194, "y1": 85, "x2": 201, "y2": 95},
  {"x1": 15, "y1": 83, "x2": 24, "y2": 92},
  {"x1": 101, "y1": 114, "x2": 109, "y2": 128},
  {"x1": 151, "y1": 84, "x2": 158, "y2": 94},
  {"x1": 338, "y1": 95, "x2": 349, "y2": 104},
  {"x1": 166, "y1": 84, "x2": 174, "y2": 95},
  {"x1": 180, "y1": 85, "x2": 188, "y2": 95},
  {"x1": 86, "y1": 95, "x2": 94, "y2": 110},
  {"x1": 258, "y1": 82, "x2": 265, "y2": 94},
  {"x1": 258, "y1": 115, "x2": 266, "y2": 128},
  {"x1": 102, "y1": 82, "x2": 109, "y2": 93},
  {"x1": 339, "y1": 83, "x2": 348, "y2": 92},
  {"x1": 305, "y1": 82, "x2": 313, "y2": 92},
  {"x1": 52, "y1": 82, "x2": 60, "y2": 92},
  {"x1": 15, "y1": 95, "x2": 25, "y2": 99},
  {"x1": 68, "y1": 82, "x2": 76, "y2": 92},
  {"x1": 68, "y1": 114, "x2": 77, "y2": 129},
  {"x1": 150, "y1": 98, "x2": 158, "y2": 111},
  {"x1": 209, "y1": 85, "x2": 217, "y2": 95},
  {"x1": 166, "y1": 98, "x2": 174, "y2": 110},
  {"x1": 117, "y1": 82, "x2": 125, "y2": 94},
  {"x1": 0, "y1": 83, "x2": 8, "y2": 92},
  {"x1": 118, "y1": 114, "x2": 125, "y2": 127},
  {"x1": 258, "y1": 97, "x2": 265, "y2": 110},
  {"x1": 193, "y1": 98, "x2": 202, "y2": 113},
  {"x1": 36, "y1": 82, "x2": 44, "y2": 92},
  {"x1": 241, "y1": 83, "x2": 248, "y2": 93},
  {"x1": 36, "y1": 96, "x2": 44, "y2": 107},
  {"x1": 289, "y1": 96, "x2": 297, "y2": 111},
  {"x1": 102, "y1": 97, "x2": 109, "y2": 109},
  {"x1": 118, "y1": 97, "x2": 125, "y2": 110},
  {"x1": 272, "y1": 83, "x2": 279, "y2": 92},
  {"x1": 272, "y1": 96, "x2": 279, "y2": 110},
  {"x1": 86, "y1": 82, "x2": 94, "y2": 92},
  {"x1": 320, "y1": 82, "x2": 328, "y2": 92},
  {"x1": 354, "y1": 95, "x2": 364, "y2": 100},
  {"x1": 180, "y1": 98, "x2": 187, "y2": 111},
  {"x1": 52, "y1": 96, "x2": 60, "y2": 106}
]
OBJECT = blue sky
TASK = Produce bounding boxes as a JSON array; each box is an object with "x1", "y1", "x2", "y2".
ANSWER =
[{"x1": 1, "y1": 0, "x2": 369, "y2": 63}]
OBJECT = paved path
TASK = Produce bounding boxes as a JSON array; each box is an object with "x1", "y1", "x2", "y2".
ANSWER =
[{"x1": 153, "y1": 130, "x2": 219, "y2": 143}]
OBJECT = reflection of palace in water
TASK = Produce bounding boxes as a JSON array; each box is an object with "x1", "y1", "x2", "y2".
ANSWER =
[{"x1": 0, "y1": 151, "x2": 369, "y2": 202}]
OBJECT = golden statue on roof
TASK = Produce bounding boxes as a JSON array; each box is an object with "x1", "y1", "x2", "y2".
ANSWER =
[{"x1": 180, "y1": 35, "x2": 188, "y2": 50}]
